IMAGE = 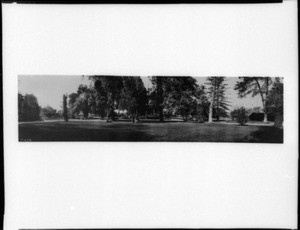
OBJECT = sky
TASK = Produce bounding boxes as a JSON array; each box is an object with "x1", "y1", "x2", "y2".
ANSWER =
[
  {"x1": 18, "y1": 75, "x2": 91, "y2": 111},
  {"x1": 18, "y1": 75, "x2": 264, "y2": 111}
]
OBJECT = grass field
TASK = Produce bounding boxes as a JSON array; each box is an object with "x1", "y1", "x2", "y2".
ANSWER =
[{"x1": 18, "y1": 120, "x2": 283, "y2": 143}]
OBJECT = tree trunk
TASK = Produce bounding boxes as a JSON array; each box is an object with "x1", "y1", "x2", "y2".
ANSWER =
[
  {"x1": 208, "y1": 90, "x2": 214, "y2": 123},
  {"x1": 156, "y1": 77, "x2": 164, "y2": 122},
  {"x1": 261, "y1": 96, "x2": 267, "y2": 123},
  {"x1": 158, "y1": 107, "x2": 163, "y2": 122},
  {"x1": 263, "y1": 111, "x2": 268, "y2": 123},
  {"x1": 255, "y1": 78, "x2": 268, "y2": 123},
  {"x1": 216, "y1": 85, "x2": 220, "y2": 121},
  {"x1": 106, "y1": 107, "x2": 110, "y2": 122},
  {"x1": 134, "y1": 110, "x2": 139, "y2": 123},
  {"x1": 84, "y1": 109, "x2": 89, "y2": 119},
  {"x1": 264, "y1": 78, "x2": 270, "y2": 123},
  {"x1": 262, "y1": 98, "x2": 268, "y2": 123},
  {"x1": 106, "y1": 92, "x2": 113, "y2": 122},
  {"x1": 208, "y1": 78, "x2": 216, "y2": 123}
]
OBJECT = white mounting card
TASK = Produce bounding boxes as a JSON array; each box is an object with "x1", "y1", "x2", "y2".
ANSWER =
[{"x1": 2, "y1": 1, "x2": 298, "y2": 229}]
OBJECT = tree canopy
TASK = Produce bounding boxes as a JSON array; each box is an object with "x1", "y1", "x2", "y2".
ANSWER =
[
  {"x1": 18, "y1": 76, "x2": 283, "y2": 125},
  {"x1": 149, "y1": 76, "x2": 205, "y2": 121},
  {"x1": 266, "y1": 77, "x2": 283, "y2": 127},
  {"x1": 41, "y1": 105, "x2": 57, "y2": 118},
  {"x1": 205, "y1": 77, "x2": 230, "y2": 122},
  {"x1": 234, "y1": 77, "x2": 272, "y2": 122},
  {"x1": 18, "y1": 93, "x2": 41, "y2": 121}
]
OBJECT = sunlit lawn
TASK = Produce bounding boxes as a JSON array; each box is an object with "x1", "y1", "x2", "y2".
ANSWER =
[{"x1": 18, "y1": 120, "x2": 283, "y2": 143}]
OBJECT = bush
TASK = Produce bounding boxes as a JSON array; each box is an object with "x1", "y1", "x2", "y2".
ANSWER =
[
  {"x1": 249, "y1": 112, "x2": 275, "y2": 122},
  {"x1": 41, "y1": 106, "x2": 57, "y2": 118},
  {"x1": 19, "y1": 94, "x2": 41, "y2": 121},
  {"x1": 232, "y1": 107, "x2": 249, "y2": 126}
]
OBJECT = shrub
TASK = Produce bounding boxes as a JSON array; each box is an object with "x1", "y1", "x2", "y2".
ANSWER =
[
  {"x1": 230, "y1": 110, "x2": 237, "y2": 121},
  {"x1": 41, "y1": 105, "x2": 57, "y2": 118},
  {"x1": 19, "y1": 94, "x2": 41, "y2": 121},
  {"x1": 232, "y1": 107, "x2": 249, "y2": 126}
]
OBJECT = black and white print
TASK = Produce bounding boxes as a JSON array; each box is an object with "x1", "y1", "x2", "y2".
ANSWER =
[{"x1": 18, "y1": 75, "x2": 283, "y2": 142}]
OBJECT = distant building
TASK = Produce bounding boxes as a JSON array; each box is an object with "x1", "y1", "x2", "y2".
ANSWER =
[{"x1": 251, "y1": 107, "x2": 263, "y2": 113}]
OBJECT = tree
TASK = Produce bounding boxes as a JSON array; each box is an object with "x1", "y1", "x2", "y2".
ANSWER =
[
  {"x1": 150, "y1": 76, "x2": 164, "y2": 121},
  {"x1": 41, "y1": 105, "x2": 57, "y2": 118},
  {"x1": 76, "y1": 92, "x2": 90, "y2": 119},
  {"x1": 119, "y1": 77, "x2": 148, "y2": 122},
  {"x1": 162, "y1": 77, "x2": 199, "y2": 121},
  {"x1": 150, "y1": 76, "x2": 200, "y2": 122},
  {"x1": 68, "y1": 93, "x2": 79, "y2": 118},
  {"x1": 205, "y1": 77, "x2": 230, "y2": 122},
  {"x1": 68, "y1": 85, "x2": 95, "y2": 119},
  {"x1": 18, "y1": 93, "x2": 24, "y2": 122},
  {"x1": 89, "y1": 76, "x2": 123, "y2": 121},
  {"x1": 194, "y1": 85, "x2": 210, "y2": 122},
  {"x1": 234, "y1": 77, "x2": 272, "y2": 123},
  {"x1": 266, "y1": 77, "x2": 283, "y2": 127},
  {"x1": 19, "y1": 94, "x2": 41, "y2": 121},
  {"x1": 63, "y1": 94, "x2": 68, "y2": 122},
  {"x1": 233, "y1": 107, "x2": 249, "y2": 126},
  {"x1": 90, "y1": 80, "x2": 108, "y2": 118}
]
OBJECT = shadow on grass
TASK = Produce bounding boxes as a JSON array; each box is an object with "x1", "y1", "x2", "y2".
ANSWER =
[
  {"x1": 237, "y1": 126, "x2": 283, "y2": 143},
  {"x1": 114, "y1": 119, "x2": 189, "y2": 123},
  {"x1": 19, "y1": 121, "x2": 284, "y2": 143},
  {"x1": 19, "y1": 123, "x2": 156, "y2": 141}
]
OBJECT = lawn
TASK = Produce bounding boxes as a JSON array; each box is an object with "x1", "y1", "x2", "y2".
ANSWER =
[{"x1": 18, "y1": 120, "x2": 283, "y2": 143}]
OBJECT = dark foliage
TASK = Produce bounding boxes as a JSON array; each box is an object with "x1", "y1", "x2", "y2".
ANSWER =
[
  {"x1": 266, "y1": 77, "x2": 283, "y2": 127},
  {"x1": 41, "y1": 105, "x2": 57, "y2": 118},
  {"x1": 63, "y1": 94, "x2": 69, "y2": 122},
  {"x1": 249, "y1": 113, "x2": 274, "y2": 122},
  {"x1": 205, "y1": 77, "x2": 230, "y2": 122},
  {"x1": 232, "y1": 107, "x2": 249, "y2": 125},
  {"x1": 18, "y1": 93, "x2": 41, "y2": 121},
  {"x1": 234, "y1": 77, "x2": 272, "y2": 122}
]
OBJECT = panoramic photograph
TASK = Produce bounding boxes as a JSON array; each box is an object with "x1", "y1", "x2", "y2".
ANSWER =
[{"x1": 18, "y1": 75, "x2": 283, "y2": 142}]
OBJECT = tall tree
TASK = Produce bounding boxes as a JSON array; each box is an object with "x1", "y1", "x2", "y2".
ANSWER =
[
  {"x1": 89, "y1": 76, "x2": 123, "y2": 121},
  {"x1": 68, "y1": 93, "x2": 79, "y2": 118},
  {"x1": 63, "y1": 94, "x2": 68, "y2": 122},
  {"x1": 91, "y1": 79, "x2": 108, "y2": 118},
  {"x1": 76, "y1": 85, "x2": 92, "y2": 119},
  {"x1": 205, "y1": 77, "x2": 230, "y2": 122},
  {"x1": 68, "y1": 85, "x2": 94, "y2": 119},
  {"x1": 194, "y1": 85, "x2": 210, "y2": 122},
  {"x1": 150, "y1": 76, "x2": 199, "y2": 122},
  {"x1": 266, "y1": 77, "x2": 283, "y2": 127},
  {"x1": 19, "y1": 94, "x2": 41, "y2": 121},
  {"x1": 234, "y1": 77, "x2": 272, "y2": 123},
  {"x1": 119, "y1": 77, "x2": 148, "y2": 122},
  {"x1": 162, "y1": 77, "x2": 199, "y2": 121},
  {"x1": 150, "y1": 77, "x2": 164, "y2": 121},
  {"x1": 18, "y1": 93, "x2": 24, "y2": 122}
]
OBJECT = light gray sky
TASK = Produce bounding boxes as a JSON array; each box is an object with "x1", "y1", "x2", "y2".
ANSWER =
[
  {"x1": 18, "y1": 75, "x2": 263, "y2": 111},
  {"x1": 18, "y1": 75, "x2": 91, "y2": 111},
  {"x1": 196, "y1": 77, "x2": 263, "y2": 110}
]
